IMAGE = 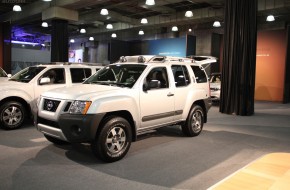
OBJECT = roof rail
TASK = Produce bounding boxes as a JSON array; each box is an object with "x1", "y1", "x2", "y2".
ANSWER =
[{"x1": 147, "y1": 56, "x2": 166, "y2": 63}]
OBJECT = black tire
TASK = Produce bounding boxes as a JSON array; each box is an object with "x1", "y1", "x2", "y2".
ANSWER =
[
  {"x1": 44, "y1": 134, "x2": 68, "y2": 145},
  {"x1": 182, "y1": 104, "x2": 204, "y2": 137},
  {"x1": 0, "y1": 101, "x2": 26, "y2": 130},
  {"x1": 91, "y1": 116, "x2": 132, "y2": 162}
]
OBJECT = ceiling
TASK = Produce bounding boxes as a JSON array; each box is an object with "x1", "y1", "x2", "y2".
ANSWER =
[{"x1": 1, "y1": 0, "x2": 290, "y2": 44}]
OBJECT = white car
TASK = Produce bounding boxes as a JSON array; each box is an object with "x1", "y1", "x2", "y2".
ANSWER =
[
  {"x1": 36, "y1": 55, "x2": 215, "y2": 162},
  {"x1": 0, "y1": 63, "x2": 102, "y2": 130},
  {"x1": 210, "y1": 73, "x2": 221, "y2": 102},
  {"x1": 0, "y1": 67, "x2": 11, "y2": 82}
]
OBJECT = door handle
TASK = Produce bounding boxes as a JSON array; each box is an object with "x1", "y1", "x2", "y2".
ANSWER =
[{"x1": 167, "y1": 93, "x2": 174, "y2": 97}]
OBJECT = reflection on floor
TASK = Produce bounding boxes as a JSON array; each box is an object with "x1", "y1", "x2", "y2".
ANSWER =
[{"x1": 209, "y1": 153, "x2": 290, "y2": 190}]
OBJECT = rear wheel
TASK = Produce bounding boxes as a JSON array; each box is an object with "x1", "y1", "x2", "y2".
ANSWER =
[
  {"x1": 182, "y1": 104, "x2": 204, "y2": 137},
  {"x1": 91, "y1": 116, "x2": 132, "y2": 162},
  {"x1": 44, "y1": 134, "x2": 68, "y2": 145},
  {"x1": 0, "y1": 101, "x2": 26, "y2": 130}
]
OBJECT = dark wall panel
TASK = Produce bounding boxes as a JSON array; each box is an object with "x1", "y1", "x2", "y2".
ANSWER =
[
  {"x1": 284, "y1": 25, "x2": 290, "y2": 103},
  {"x1": 2, "y1": 22, "x2": 11, "y2": 73},
  {"x1": 110, "y1": 40, "x2": 131, "y2": 63},
  {"x1": 186, "y1": 35, "x2": 196, "y2": 56},
  {"x1": 211, "y1": 33, "x2": 222, "y2": 73},
  {"x1": 51, "y1": 19, "x2": 68, "y2": 62}
]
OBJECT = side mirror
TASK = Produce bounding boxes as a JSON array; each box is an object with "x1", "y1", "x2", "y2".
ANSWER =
[
  {"x1": 149, "y1": 80, "x2": 160, "y2": 89},
  {"x1": 7, "y1": 74, "x2": 12, "y2": 78},
  {"x1": 143, "y1": 80, "x2": 160, "y2": 91},
  {"x1": 143, "y1": 82, "x2": 149, "y2": 91},
  {"x1": 39, "y1": 77, "x2": 51, "y2": 85}
]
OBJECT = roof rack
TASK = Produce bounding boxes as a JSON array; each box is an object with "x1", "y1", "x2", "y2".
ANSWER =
[
  {"x1": 116, "y1": 55, "x2": 217, "y2": 64},
  {"x1": 147, "y1": 56, "x2": 194, "y2": 63}
]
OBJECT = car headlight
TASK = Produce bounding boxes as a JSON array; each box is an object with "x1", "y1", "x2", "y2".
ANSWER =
[{"x1": 69, "y1": 101, "x2": 92, "y2": 114}]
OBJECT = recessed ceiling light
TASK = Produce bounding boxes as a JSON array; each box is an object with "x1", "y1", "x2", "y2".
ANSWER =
[
  {"x1": 70, "y1": 39, "x2": 75, "y2": 43},
  {"x1": 185, "y1": 11, "x2": 193, "y2": 17},
  {"x1": 106, "y1": 24, "x2": 113, "y2": 29},
  {"x1": 13, "y1": 5, "x2": 21, "y2": 12},
  {"x1": 266, "y1": 15, "x2": 275, "y2": 22},
  {"x1": 41, "y1": 22, "x2": 48, "y2": 27},
  {"x1": 172, "y1": 26, "x2": 178, "y2": 31},
  {"x1": 213, "y1": 21, "x2": 221, "y2": 27},
  {"x1": 138, "y1": 30, "x2": 144, "y2": 35},
  {"x1": 100, "y1": 8, "x2": 109, "y2": 15},
  {"x1": 89, "y1": 37, "x2": 94, "y2": 41},
  {"x1": 111, "y1": 33, "x2": 117, "y2": 38},
  {"x1": 80, "y1": 28, "x2": 86, "y2": 33},
  {"x1": 141, "y1": 18, "x2": 148, "y2": 24},
  {"x1": 145, "y1": 0, "x2": 155, "y2": 6}
]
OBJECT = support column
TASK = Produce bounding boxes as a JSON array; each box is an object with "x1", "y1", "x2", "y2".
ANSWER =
[
  {"x1": 283, "y1": 24, "x2": 290, "y2": 103},
  {"x1": 0, "y1": 22, "x2": 11, "y2": 73},
  {"x1": 42, "y1": 6, "x2": 78, "y2": 62},
  {"x1": 51, "y1": 19, "x2": 68, "y2": 62},
  {"x1": 219, "y1": 0, "x2": 257, "y2": 115}
]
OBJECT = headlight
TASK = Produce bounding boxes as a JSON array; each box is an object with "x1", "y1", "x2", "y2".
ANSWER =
[{"x1": 69, "y1": 101, "x2": 92, "y2": 114}]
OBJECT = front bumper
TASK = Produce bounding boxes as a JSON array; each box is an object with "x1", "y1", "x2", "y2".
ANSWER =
[{"x1": 36, "y1": 113, "x2": 105, "y2": 143}]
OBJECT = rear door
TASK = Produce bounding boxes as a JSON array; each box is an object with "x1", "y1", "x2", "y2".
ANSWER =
[{"x1": 171, "y1": 65, "x2": 192, "y2": 121}]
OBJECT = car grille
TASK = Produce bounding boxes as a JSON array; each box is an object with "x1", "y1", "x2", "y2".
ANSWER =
[{"x1": 43, "y1": 99, "x2": 60, "y2": 112}]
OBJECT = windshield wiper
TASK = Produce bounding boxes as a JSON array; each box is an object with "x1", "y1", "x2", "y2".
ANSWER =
[{"x1": 89, "y1": 81, "x2": 111, "y2": 85}]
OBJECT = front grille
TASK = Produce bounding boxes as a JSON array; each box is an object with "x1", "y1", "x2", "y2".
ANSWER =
[
  {"x1": 43, "y1": 99, "x2": 60, "y2": 112},
  {"x1": 63, "y1": 102, "x2": 72, "y2": 112},
  {"x1": 38, "y1": 117, "x2": 60, "y2": 129}
]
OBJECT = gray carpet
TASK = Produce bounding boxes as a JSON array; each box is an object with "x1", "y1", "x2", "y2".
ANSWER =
[{"x1": 1, "y1": 101, "x2": 290, "y2": 190}]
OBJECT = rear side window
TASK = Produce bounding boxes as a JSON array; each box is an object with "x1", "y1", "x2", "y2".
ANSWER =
[
  {"x1": 171, "y1": 65, "x2": 190, "y2": 87},
  {"x1": 191, "y1": 66, "x2": 207, "y2": 83},
  {"x1": 70, "y1": 68, "x2": 92, "y2": 83}
]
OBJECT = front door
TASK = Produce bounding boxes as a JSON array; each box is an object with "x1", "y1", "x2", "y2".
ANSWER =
[{"x1": 139, "y1": 66, "x2": 174, "y2": 129}]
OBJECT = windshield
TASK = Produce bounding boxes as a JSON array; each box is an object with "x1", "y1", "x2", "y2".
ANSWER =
[
  {"x1": 10, "y1": 66, "x2": 46, "y2": 83},
  {"x1": 84, "y1": 64, "x2": 147, "y2": 88},
  {"x1": 0, "y1": 68, "x2": 7, "y2": 77}
]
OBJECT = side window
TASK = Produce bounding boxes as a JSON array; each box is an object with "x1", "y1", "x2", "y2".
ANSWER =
[
  {"x1": 41, "y1": 68, "x2": 65, "y2": 84},
  {"x1": 144, "y1": 67, "x2": 168, "y2": 89},
  {"x1": 171, "y1": 65, "x2": 190, "y2": 87},
  {"x1": 191, "y1": 66, "x2": 207, "y2": 83},
  {"x1": 70, "y1": 68, "x2": 92, "y2": 83}
]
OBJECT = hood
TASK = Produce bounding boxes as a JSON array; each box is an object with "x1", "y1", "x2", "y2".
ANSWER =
[
  {"x1": 0, "y1": 77, "x2": 9, "y2": 82},
  {"x1": 0, "y1": 80, "x2": 29, "y2": 88},
  {"x1": 42, "y1": 84, "x2": 123, "y2": 100}
]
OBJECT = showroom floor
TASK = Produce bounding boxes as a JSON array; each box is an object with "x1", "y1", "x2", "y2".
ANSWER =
[{"x1": 1, "y1": 102, "x2": 290, "y2": 190}]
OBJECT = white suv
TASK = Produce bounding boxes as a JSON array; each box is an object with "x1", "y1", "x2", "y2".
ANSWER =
[
  {"x1": 0, "y1": 63, "x2": 102, "y2": 130},
  {"x1": 36, "y1": 56, "x2": 214, "y2": 162}
]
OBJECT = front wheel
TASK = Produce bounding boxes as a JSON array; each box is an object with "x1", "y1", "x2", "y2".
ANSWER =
[
  {"x1": 91, "y1": 116, "x2": 132, "y2": 162},
  {"x1": 182, "y1": 104, "x2": 204, "y2": 137},
  {"x1": 0, "y1": 101, "x2": 26, "y2": 130}
]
